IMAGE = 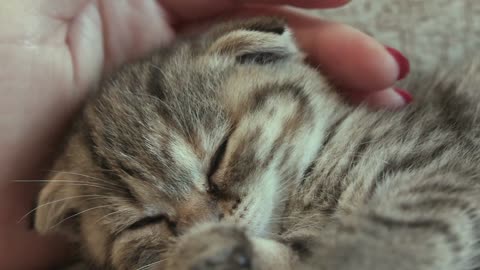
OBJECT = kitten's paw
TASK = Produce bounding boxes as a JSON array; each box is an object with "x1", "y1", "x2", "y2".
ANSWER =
[{"x1": 166, "y1": 223, "x2": 254, "y2": 270}]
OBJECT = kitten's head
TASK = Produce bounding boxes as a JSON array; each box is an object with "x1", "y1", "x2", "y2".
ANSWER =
[{"x1": 35, "y1": 17, "x2": 336, "y2": 269}]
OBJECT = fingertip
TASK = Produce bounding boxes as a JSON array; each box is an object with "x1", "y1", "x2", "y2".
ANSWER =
[
  {"x1": 393, "y1": 87, "x2": 413, "y2": 104},
  {"x1": 385, "y1": 46, "x2": 411, "y2": 80},
  {"x1": 294, "y1": 23, "x2": 400, "y2": 92},
  {"x1": 364, "y1": 88, "x2": 413, "y2": 109}
]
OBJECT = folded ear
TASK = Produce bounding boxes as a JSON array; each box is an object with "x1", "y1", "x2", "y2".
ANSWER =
[
  {"x1": 206, "y1": 17, "x2": 302, "y2": 64},
  {"x1": 35, "y1": 172, "x2": 80, "y2": 239}
]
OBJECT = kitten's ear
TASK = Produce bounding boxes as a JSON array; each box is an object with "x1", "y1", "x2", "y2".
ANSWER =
[
  {"x1": 35, "y1": 172, "x2": 79, "y2": 239},
  {"x1": 207, "y1": 17, "x2": 302, "y2": 64}
]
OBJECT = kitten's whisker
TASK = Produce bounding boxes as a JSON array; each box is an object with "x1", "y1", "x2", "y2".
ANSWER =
[
  {"x1": 17, "y1": 194, "x2": 107, "y2": 224},
  {"x1": 276, "y1": 182, "x2": 294, "y2": 195},
  {"x1": 149, "y1": 63, "x2": 162, "y2": 72},
  {"x1": 269, "y1": 216, "x2": 301, "y2": 222},
  {"x1": 47, "y1": 170, "x2": 125, "y2": 189},
  {"x1": 155, "y1": 248, "x2": 169, "y2": 254},
  {"x1": 12, "y1": 180, "x2": 123, "y2": 193},
  {"x1": 95, "y1": 208, "x2": 132, "y2": 224},
  {"x1": 82, "y1": 195, "x2": 132, "y2": 202},
  {"x1": 49, "y1": 205, "x2": 111, "y2": 230},
  {"x1": 136, "y1": 258, "x2": 167, "y2": 270}
]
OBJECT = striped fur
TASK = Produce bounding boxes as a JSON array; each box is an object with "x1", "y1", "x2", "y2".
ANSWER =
[{"x1": 35, "y1": 18, "x2": 480, "y2": 270}]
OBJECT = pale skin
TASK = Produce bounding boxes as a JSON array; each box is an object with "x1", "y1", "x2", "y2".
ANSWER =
[{"x1": 0, "y1": 0, "x2": 410, "y2": 269}]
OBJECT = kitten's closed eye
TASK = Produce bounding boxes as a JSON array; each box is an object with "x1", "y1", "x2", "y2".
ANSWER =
[
  {"x1": 207, "y1": 138, "x2": 229, "y2": 195},
  {"x1": 126, "y1": 215, "x2": 171, "y2": 231},
  {"x1": 208, "y1": 139, "x2": 229, "y2": 179},
  {"x1": 126, "y1": 215, "x2": 167, "y2": 231}
]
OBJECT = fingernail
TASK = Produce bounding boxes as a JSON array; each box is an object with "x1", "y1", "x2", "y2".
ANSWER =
[
  {"x1": 394, "y1": 87, "x2": 413, "y2": 104},
  {"x1": 365, "y1": 88, "x2": 412, "y2": 109},
  {"x1": 386, "y1": 46, "x2": 410, "y2": 80}
]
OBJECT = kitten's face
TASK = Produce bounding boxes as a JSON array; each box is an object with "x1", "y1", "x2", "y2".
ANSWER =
[{"x1": 35, "y1": 18, "x2": 334, "y2": 269}]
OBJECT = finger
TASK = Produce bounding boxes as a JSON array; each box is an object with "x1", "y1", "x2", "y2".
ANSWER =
[
  {"x1": 348, "y1": 88, "x2": 413, "y2": 109},
  {"x1": 363, "y1": 88, "x2": 413, "y2": 109},
  {"x1": 160, "y1": 0, "x2": 350, "y2": 22},
  {"x1": 97, "y1": 0, "x2": 175, "y2": 71},
  {"x1": 298, "y1": 23, "x2": 401, "y2": 92},
  {"x1": 234, "y1": 6, "x2": 404, "y2": 93},
  {"x1": 189, "y1": 5, "x2": 413, "y2": 108}
]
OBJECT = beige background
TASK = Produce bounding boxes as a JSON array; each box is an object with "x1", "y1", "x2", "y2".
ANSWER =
[{"x1": 316, "y1": 0, "x2": 480, "y2": 71}]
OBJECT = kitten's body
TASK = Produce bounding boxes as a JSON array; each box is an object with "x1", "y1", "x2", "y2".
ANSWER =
[{"x1": 35, "y1": 18, "x2": 480, "y2": 270}]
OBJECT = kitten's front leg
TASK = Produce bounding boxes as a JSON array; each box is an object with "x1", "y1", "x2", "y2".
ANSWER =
[
  {"x1": 163, "y1": 223, "x2": 293, "y2": 270},
  {"x1": 283, "y1": 225, "x2": 430, "y2": 270}
]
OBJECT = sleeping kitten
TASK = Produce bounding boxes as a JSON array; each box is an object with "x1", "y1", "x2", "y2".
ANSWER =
[{"x1": 34, "y1": 17, "x2": 480, "y2": 270}]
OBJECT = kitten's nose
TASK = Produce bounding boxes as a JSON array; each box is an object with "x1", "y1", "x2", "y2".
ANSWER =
[
  {"x1": 218, "y1": 198, "x2": 241, "y2": 218},
  {"x1": 176, "y1": 194, "x2": 225, "y2": 228},
  {"x1": 209, "y1": 199, "x2": 226, "y2": 222}
]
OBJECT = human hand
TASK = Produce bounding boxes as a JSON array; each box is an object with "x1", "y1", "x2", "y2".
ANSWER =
[{"x1": 0, "y1": 1, "x2": 410, "y2": 269}]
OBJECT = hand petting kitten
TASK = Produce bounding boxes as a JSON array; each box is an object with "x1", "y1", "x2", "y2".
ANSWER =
[{"x1": 0, "y1": 0, "x2": 410, "y2": 269}]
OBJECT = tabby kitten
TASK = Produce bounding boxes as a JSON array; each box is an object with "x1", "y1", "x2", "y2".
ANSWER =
[{"x1": 34, "y1": 17, "x2": 480, "y2": 270}]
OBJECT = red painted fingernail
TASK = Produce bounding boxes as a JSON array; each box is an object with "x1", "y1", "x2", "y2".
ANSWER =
[
  {"x1": 394, "y1": 88, "x2": 413, "y2": 104},
  {"x1": 386, "y1": 46, "x2": 410, "y2": 80}
]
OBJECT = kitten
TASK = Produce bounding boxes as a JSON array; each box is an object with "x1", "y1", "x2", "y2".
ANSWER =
[{"x1": 34, "y1": 17, "x2": 480, "y2": 270}]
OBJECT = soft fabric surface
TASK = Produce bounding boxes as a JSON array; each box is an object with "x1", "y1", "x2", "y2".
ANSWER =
[{"x1": 317, "y1": 0, "x2": 480, "y2": 70}]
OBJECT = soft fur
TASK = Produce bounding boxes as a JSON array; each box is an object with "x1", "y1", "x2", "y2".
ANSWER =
[{"x1": 34, "y1": 17, "x2": 480, "y2": 270}]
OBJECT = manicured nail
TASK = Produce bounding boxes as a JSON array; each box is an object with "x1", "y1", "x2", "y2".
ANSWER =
[
  {"x1": 365, "y1": 88, "x2": 409, "y2": 109},
  {"x1": 386, "y1": 46, "x2": 410, "y2": 80},
  {"x1": 394, "y1": 87, "x2": 413, "y2": 104}
]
